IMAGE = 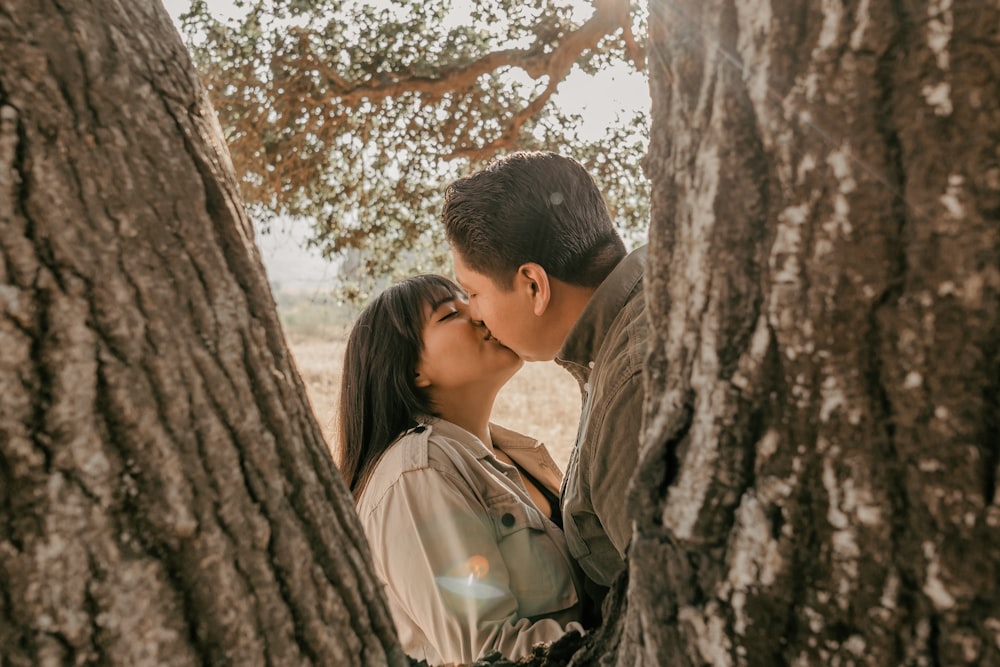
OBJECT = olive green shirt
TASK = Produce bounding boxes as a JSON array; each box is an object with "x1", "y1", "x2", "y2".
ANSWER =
[
  {"x1": 356, "y1": 419, "x2": 584, "y2": 666},
  {"x1": 556, "y1": 245, "x2": 648, "y2": 588}
]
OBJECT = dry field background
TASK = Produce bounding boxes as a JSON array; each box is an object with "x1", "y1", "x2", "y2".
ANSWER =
[{"x1": 288, "y1": 331, "x2": 582, "y2": 472}]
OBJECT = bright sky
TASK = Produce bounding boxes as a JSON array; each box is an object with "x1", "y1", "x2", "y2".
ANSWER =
[{"x1": 160, "y1": 0, "x2": 649, "y2": 290}]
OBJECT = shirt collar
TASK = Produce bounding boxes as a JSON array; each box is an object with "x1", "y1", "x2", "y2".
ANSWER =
[
  {"x1": 489, "y1": 423, "x2": 541, "y2": 450},
  {"x1": 555, "y1": 245, "x2": 646, "y2": 374},
  {"x1": 421, "y1": 419, "x2": 561, "y2": 494},
  {"x1": 420, "y1": 418, "x2": 539, "y2": 459}
]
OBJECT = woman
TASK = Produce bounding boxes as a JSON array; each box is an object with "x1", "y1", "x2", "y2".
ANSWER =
[{"x1": 336, "y1": 275, "x2": 583, "y2": 665}]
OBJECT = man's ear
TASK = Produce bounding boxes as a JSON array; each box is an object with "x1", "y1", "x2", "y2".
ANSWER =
[{"x1": 517, "y1": 263, "x2": 551, "y2": 317}]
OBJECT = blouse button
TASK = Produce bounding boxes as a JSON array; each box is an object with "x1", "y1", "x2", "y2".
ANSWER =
[{"x1": 501, "y1": 513, "x2": 516, "y2": 527}]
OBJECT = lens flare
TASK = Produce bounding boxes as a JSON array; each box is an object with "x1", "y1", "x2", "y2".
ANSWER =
[
  {"x1": 435, "y1": 554, "x2": 505, "y2": 600},
  {"x1": 465, "y1": 554, "x2": 489, "y2": 579}
]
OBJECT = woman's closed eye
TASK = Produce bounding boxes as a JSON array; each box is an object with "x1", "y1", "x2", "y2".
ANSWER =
[{"x1": 431, "y1": 295, "x2": 471, "y2": 322}]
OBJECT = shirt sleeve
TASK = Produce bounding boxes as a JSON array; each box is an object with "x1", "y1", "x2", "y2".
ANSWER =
[
  {"x1": 359, "y1": 466, "x2": 581, "y2": 665},
  {"x1": 586, "y1": 370, "x2": 643, "y2": 556}
]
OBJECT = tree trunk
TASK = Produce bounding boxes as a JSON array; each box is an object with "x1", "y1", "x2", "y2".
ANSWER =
[
  {"x1": 602, "y1": 0, "x2": 999, "y2": 665},
  {"x1": 0, "y1": 1, "x2": 406, "y2": 664}
]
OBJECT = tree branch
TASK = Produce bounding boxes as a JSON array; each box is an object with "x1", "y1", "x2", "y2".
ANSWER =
[
  {"x1": 445, "y1": 76, "x2": 563, "y2": 162},
  {"x1": 305, "y1": 0, "x2": 642, "y2": 107}
]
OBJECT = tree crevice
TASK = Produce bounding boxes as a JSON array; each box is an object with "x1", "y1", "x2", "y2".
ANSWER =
[
  {"x1": 83, "y1": 556, "x2": 107, "y2": 666},
  {"x1": 982, "y1": 346, "x2": 999, "y2": 507},
  {"x1": 188, "y1": 344, "x2": 309, "y2": 665},
  {"x1": 234, "y1": 330, "x2": 392, "y2": 664},
  {"x1": 91, "y1": 356, "x2": 207, "y2": 660}
]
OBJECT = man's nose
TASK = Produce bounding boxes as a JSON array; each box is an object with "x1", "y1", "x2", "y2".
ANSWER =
[
  {"x1": 467, "y1": 298, "x2": 483, "y2": 322},
  {"x1": 455, "y1": 301, "x2": 482, "y2": 326}
]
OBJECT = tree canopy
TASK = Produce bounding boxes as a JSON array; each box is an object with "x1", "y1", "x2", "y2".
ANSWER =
[{"x1": 181, "y1": 0, "x2": 650, "y2": 299}]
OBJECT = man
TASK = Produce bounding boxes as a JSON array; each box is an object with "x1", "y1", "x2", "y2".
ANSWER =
[{"x1": 442, "y1": 151, "x2": 648, "y2": 605}]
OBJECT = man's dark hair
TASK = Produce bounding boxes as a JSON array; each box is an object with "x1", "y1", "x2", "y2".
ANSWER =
[{"x1": 443, "y1": 151, "x2": 626, "y2": 289}]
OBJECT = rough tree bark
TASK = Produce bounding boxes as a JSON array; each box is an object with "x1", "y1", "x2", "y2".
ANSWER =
[
  {"x1": 593, "y1": 0, "x2": 999, "y2": 665},
  {"x1": 0, "y1": 1, "x2": 406, "y2": 664}
]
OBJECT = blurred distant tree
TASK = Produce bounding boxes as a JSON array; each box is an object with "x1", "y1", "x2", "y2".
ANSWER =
[{"x1": 181, "y1": 0, "x2": 649, "y2": 298}]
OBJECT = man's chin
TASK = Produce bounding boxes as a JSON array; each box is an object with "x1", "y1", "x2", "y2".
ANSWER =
[
  {"x1": 501, "y1": 344, "x2": 523, "y2": 362},
  {"x1": 490, "y1": 337, "x2": 554, "y2": 362},
  {"x1": 486, "y1": 336, "x2": 517, "y2": 355}
]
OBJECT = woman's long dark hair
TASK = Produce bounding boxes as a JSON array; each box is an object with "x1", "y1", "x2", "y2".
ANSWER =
[{"x1": 336, "y1": 274, "x2": 465, "y2": 501}]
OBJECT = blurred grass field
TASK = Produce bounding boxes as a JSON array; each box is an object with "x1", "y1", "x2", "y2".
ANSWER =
[{"x1": 280, "y1": 291, "x2": 582, "y2": 471}]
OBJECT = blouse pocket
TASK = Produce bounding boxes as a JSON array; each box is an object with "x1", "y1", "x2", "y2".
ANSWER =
[
  {"x1": 488, "y1": 497, "x2": 546, "y2": 537},
  {"x1": 485, "y1": 495, "x2": 578, "y2": 617}
]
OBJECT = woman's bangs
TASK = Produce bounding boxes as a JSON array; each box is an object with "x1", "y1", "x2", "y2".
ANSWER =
[
  {"x1": 385, "y1": 275, "x2": 465, "y2": 344},
  {"x1": 415, "y1": 275, "x2": 466, "y2": 310}
]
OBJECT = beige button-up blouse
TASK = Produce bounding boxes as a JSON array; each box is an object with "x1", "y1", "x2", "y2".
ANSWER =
[{"x1": 356, "y1": 419, "x2": 584, "y2": 665}]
